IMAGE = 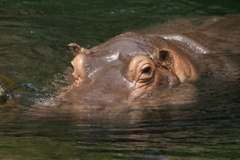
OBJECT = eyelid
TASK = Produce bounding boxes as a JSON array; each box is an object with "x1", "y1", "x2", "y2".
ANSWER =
[
  {"x1": 140, "y1": 64, "x2": 151, "y2": 73},
  {"x1": 126, "y1": 55, "x2": 155, "y2": 84}
]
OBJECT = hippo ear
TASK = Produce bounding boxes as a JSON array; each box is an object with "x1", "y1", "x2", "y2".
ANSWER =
[
  {"x1": 153, "y1": 48, "x2": 173, "y2": 69},
  {"x1": 68, "y1": 43, "x2": 91, "y2": 55}
]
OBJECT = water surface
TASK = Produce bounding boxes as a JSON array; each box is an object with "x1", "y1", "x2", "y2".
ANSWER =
[{"x1": 0, "y1": 0, "x2": 240, "y2": 160}]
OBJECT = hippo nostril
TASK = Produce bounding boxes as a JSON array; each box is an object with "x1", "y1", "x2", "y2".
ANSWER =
[
  {"x1": 72, "y1": 72, "x2": 76, "y2": 77},
  {"x1": 72, "y1": 73, "x2": 79, "y2": 80}
]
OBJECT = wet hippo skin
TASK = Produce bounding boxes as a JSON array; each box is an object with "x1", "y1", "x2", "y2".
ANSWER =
[{"x1": 63, "y1": 32, "x2": 207, "y2": 103}]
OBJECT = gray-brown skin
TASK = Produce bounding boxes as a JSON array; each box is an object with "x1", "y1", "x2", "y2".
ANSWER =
[{"x1": 64, "y1": 32, "x2": 206, "y2": 103}]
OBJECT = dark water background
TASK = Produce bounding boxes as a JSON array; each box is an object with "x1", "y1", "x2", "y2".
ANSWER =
[{"x1": 1, "y1": 0, "x2": 240, "y2": 160}]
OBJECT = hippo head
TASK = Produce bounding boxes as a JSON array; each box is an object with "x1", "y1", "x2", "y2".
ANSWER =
[{"x1": 66, "y1": 32, "x2": 198, "y2": 103}]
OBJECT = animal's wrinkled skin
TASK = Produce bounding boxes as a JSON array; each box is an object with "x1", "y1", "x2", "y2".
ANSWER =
[{"x1": 63, "y1": 32, "x2": 206, "y2": 103}]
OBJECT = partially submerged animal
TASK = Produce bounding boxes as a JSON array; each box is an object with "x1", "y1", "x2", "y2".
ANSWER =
[{"x1": 63, "y1": 32, "x2": 208, "y2": 103}]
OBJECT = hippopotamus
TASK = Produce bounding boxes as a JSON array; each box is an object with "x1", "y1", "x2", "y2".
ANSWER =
[{"x1": 62, "y1": 32, "x2": 209, "y2": 103}]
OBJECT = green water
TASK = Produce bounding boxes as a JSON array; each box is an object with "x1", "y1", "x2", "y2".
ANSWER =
[
  {"x1": 1, "y1": 0, "x2": 240, "y2": 84},
  {"x1": 1, "y1": 0, "x2": 240, "y2": 160}
]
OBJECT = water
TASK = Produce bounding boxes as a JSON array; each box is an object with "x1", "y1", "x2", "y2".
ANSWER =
[{"x1": 1, "y1": 0, "x2": 240, "y2": 160}]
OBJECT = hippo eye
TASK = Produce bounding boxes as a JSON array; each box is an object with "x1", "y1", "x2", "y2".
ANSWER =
[
  {"x1": 141, "y1": 66, "x2": 152, "y2": 75},
  {"x1": 138, "y1": 63, "x2": 154, "y2": 82},
  {"x1": 126, "y1": 55, "x2": 155, "y2": 89}
]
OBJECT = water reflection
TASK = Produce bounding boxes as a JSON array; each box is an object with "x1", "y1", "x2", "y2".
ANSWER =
[{"x1": 15, "y1": 98, "x2": 239, "y2": 160}]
